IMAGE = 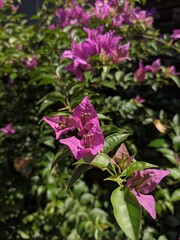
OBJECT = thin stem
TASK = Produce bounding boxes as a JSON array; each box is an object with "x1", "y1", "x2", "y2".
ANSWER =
[{"x1": 143, "y1": 34, "x2": 180, "y2": 54}]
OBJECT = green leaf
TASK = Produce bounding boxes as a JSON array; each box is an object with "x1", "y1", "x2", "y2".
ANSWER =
[
  {"x1": 101, "y1": 125, "x2": 128, "y2": 135},
  {"x1": 121, "y1": 161, "x2": 158, "y2": 177},
  {"x1": 90, "y1": 153, "x2": 110, "y2": 169},
  {"x1": 74, "y1": 153, "x2": 111, "y2": 170},
  {"x1": 172, "y1": 135, "x2": 180, "y2": 152},
  {"x1": 115, "y1": 70, "x2": 124, "y2": 81},
  {"x1": 103, "y1": 132, "x2": 130, "y2": 154},
  {"x1": 148, "y1": 138, "x2": 167, "y2": 148},
  {"x1": 38, "y1": 100, "x2": 54, "y2": 114},
  {"x1": 68, "y1": 164, "x2": 92, "y2": 190},
  {"x1": 97, "y1": 113, "x2": 111, "y2": 121},
  {"x1": 168, "y1": 168, "x2": 180, "y2": 180},
  {"x1": 101, "y1": 81, "x2": 116, "y2": 90},
  {"x1": 111, "y1": 187, "x2": 141, "y2": 240},
  {"x1": 170, "y1": 75, "x2": 180, "y2": 88},
  {"x1": 17, "y1": 230, "x2": 30, "y2": 239},
  {"x1": 171, "y1": 189, "x2": 180, "y2": 202},
  {"x1": 51, "y1": 146, "x2": 69, "y2": 172}
]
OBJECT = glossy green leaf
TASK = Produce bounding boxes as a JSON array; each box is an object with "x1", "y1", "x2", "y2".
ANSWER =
[
  {"x1": 170, "y1": 75, "x2": 180, "y2": 88},
  {"x1": 38, "y1": 100, "x2": 54, "y2": 114},
  {"x1": 148, "y1": 138, "x2": 167, "y2": 148},
  {"x1": 74, "y1": 153, "x2": 110, "y2": 169},
  {"x1": 101, "y1": 125, "x2": 128, "y2": 135},
  {"x1": 171, "y1": 189, "x2": 180, "y2": 202},
  {"x1": 103, "y1": 132, "x2": 130, "y2": 154},
  {"x1": 121, "y1": 161, "x2": 158, "y2": 177},
  {"x1": 111, "y1": 187, "x2": 141, "y2": 240},
  {"x1": 51, "y1": 146, "x2": 69, "y2": 172},
  {"x1": 68, "y1": 164, "x2": 93, "y2": 190},
  {"x1": 90, "y1": 153, "x2": 110, "y2": 169},
  {"x1": 97, "y1": 113, "x2": 111, "y2": 121}
]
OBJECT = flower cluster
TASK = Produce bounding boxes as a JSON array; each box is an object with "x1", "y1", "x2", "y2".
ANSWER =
[
  {"x1": 43, "y1": 96, "x2": 104, "y2": 160},
  {"x1": 171, "y1": 29, "x2": 180, "y2": 40},
  {"x1": 1, "y1": 123, "x2": 16, "y2": 137},
  {"x1": 24, "y1": 55, "x2": 38, "y2": 69},
  {"x1": 0, "y1": 0, "x2": 3, "y2": 9},
  {"x1": 127, "y1": 169, "x2": 170, "y2": 219},
  {"x1": 61, "y1": 27, "x2": 130, "y2": 81},
  {"x1": 55, "y1": 1, "x2": 90, "y2": 28},
  {"x1": 111, "y1": 143, "x2": 170, "y2": 219},
  {"x1": 135, "y1": 59, "x2": 179, "y2": 82},
  {"x1": 93, "y1": 0, "x2": 153, "y2": 27}
]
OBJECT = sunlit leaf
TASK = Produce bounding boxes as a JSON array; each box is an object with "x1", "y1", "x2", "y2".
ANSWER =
[
  {"x1": 103, "y1": 132, "x2": 130, "y2": 154},
  {"x1": 111, "y1": 187, "x2": 141, "y2": 240}
]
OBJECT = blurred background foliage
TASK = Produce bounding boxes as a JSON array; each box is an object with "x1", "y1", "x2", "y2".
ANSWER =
[{"x1": 0, "y1": 0, "x2": 179, "y2": 239}]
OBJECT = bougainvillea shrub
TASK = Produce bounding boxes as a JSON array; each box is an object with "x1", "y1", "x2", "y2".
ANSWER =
[{"x1": 0, "y1": 0, "x2": 179, "y2": 239}]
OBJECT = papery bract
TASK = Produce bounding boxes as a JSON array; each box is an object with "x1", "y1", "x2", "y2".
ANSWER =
[
  {"x1": 61, "y1": 28, "x2": 130, "y2": 80},
  {"x1": 95, "y1": 0, "x2": 111, "y2": 19},
  {"x1": 56, "y1": 3, "x2": 90, "y2": 28},
  {"x1": 0, "y1": 0, "x2": 3, "y2": 9},
  {"x1": 171, "y1": 29, "x2": 180, "y2": 40},
  {"x1": 134, "y1": 95, "x2": 145, "y2": 104},
  {"x1": 43, "y1": 116, "x2": 79, "y2": 140},
  {"x1": 48, "y1": 24, "x2": 56, "y2": 30},
  {"x1": 111, "y1": 42, "x2": 131, "y2": 64},
  {"x1": 112, "y1": 16, "x2": 124, "y2": 28},
  {"x1": 145, "y1": 59, "x2": 161, "y2": 74},
  {"x1": 126, "y1": 169, "x2": 170, "y2": 219},
  {"x1": 1, "y1": 123, "x2": 16, "y2": 137},
  {"x1": 113, "y1": 143, "x2": 134, "y2": 170},
  {"x1": 72, "y1": 96, "x2": 99, "y2": 128},
  {"x1": 43, "y1": 97, "x2": 104, "y2": 160},
  {"x1": 135, "y1": 62, "x2": 147, "y2": 82},
  {"x1": 60, "y1": 122, "x2": 104, "y2": 160},
  {"x1": 25, "y1": 55, "x2": 38, "y2": 69}
]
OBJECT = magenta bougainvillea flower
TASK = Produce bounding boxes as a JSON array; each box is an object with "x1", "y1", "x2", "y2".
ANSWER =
[
  {"x1": 11, "y1": 4, "x2": 19, "y2": 12},
  {"x1": 94, "y1": 0, "x2": 111, "y2": 19},
  {"x1": 43, "y1": 116, "x2": 79, "y2": 140},
  {"x1": 131, "y1": 8, "x2": 153, "y2": 27},
  {"x1": 61, "y1": 28, "x2": 130, "y2": 80},
  {"x1": 56, "y1": 3, "x2": 90, "y2": 28},
  {"x1": 171, "y1": 29, "x2": 180, "y2": 40},
  {"x1": 112, "y1": 16, "x2": 124, "y2": 28},
  {"x1": 145, "y1": 59, "x2": 161, "y2": 74},
  {"x1": 135, "y1": 62, "x2": 147, "y2": 82},
  {"x1": 48, "y1": 24, "x2": 56, "y2": 30},
  {"x1": 126, "y1": 169, "x2": 170, "y2": 219},
  {"x1": 43, "y1": 97, "x2": 104, "y2": 160},
  {"x1": 25, "y1": 55, "x2": 38, "y2": 69},
  {"x1": 1, "y1": 123, "x2": 16, "y2": 136},
  {"x1": 112, "y1": 143, "x2": 134, "y2": 171},
  {"x1": 134, "y1": 94, "x2": 145, "y2": 104},
  {"x1": 60, "y1": 122, "x2": 104, "y2": 160},
  {"x1": 122, "y1": 1, "x2": 153, "y2": 27},
  {"x1": 0, "y1": 0, "x2": 3, "y2": 9}
]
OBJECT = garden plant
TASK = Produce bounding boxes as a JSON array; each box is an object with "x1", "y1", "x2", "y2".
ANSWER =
[{"x1": 0, "y1": 0, "x2": 180, "y2": 239}]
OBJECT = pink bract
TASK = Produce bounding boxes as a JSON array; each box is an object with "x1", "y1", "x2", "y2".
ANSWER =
[
  {"x1": 135, "y1": 62, "x2": 147, "y2": 82},
  {"x1": 60, "y1": 121, "x2": 104, "y2": 160},
  {"x1": 126, "y1": 169, "x2": 170, "y2": 219},
  {"x1": 145, "y1": 59, "x2": 161, "y2": 74},
  {"x1": 171, "y1": 29, "x2": 180, "y2": 40},
  {"x1": 25, "y1": 55, "x2": 38, "y2": 69},
  {"x1": 43, "y1": 116, "x2": 79, "y2": 140},
  {"x1": 43, "y1": 96, "x2": 104, "y2": 160},
  {"x1": 1, "y1": 123, "x2": 16, "y2": 137},
  {"x1": 0, "y1": 0, "x2": 3, "y2": 9}
]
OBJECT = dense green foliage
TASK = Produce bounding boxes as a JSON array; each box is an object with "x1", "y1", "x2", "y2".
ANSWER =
[{"x1": 0, "y1": 0, "x2": 179, "y2": 239}]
